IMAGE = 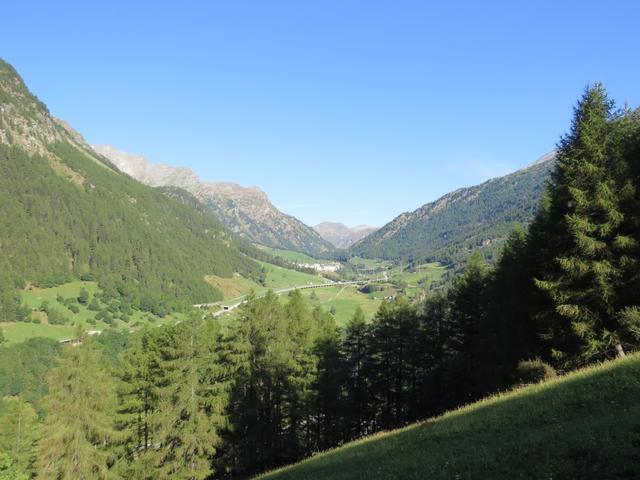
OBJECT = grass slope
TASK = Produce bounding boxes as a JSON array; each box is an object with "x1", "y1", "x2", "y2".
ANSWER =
[{"x1": 259, "y1": 354, "x2": 640, "y2": 480}]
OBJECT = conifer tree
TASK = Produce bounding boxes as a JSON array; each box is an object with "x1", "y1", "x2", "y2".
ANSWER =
[
  {"x1": 343, "y1": 307, "x2": 370, "y2": 438},
  {"x1": 367, "y1": 298, "x2": 422, "y2": 429},
  {"x1": 284, "y1": 290, "x2": 319, "y2": 457},
  {"x1": 147, "y1": 315, "x2": 227, "y2": 480},
  {"x1": 311, "y1": 306, "x2": 346, "y2": 450},
  {"x1": 116, "y1": 327, "x2": 163, "y2": 470},
  {"x1": 444, "y1": 252, "x2": 490, "y2": 400},
  {"x1": 223, "y1": 291, "x2": 293, "y2": 476},
  {"x1": 484, "y1": 227, "x2": 542, "y2": 384},
  {"x1": 36, "y1": 339, "x2": 118, "y2": 480},
  {"x1": 0, "y1": 396, "x2": 39, "y2": 477},
  {"x1": 446, "y1": 252, "x2": 489, "y2": 357},
  {"x1": 534, "y1": 84, "x2": 633, "y2": 365}
]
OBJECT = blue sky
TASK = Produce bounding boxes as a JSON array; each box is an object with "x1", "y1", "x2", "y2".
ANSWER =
[{"x1": 2, "y1": 1, "x2": 639, "y2": 226}]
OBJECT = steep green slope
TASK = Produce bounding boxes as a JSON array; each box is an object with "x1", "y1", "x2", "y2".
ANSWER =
[
  {"x1": 260, "y1": 353, "x2": 640, "y2": 480},
  {"x1": 351, "y1": 154, "x2": 555, "y2": 265},
  {"x1": 0, "y1": 58, "x2": 262, "y2": 306}
]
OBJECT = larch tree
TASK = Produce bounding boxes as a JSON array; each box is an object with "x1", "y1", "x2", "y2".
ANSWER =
[
  {"x1": 36, "y1": 339, "x2": 118, "y2": 480},
  {"x1": 0, "y1": 396, "x2": 39, "y2": 477},
  {"x1": 147, "y1": 315, "x2": 228, "y2": 480}
]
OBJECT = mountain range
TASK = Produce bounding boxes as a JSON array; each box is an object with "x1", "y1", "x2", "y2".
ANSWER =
[
  {"x1": 92, "y1": 145, "x2": 334, "y2": 256},
  {"x1": 350, "y1": 152, "x2": 556, "y2": 265},
  {"x1": 313, "y1": 222, "x2": 377, "y2": 249},
  {"x1": 0, "y1": 53, "x2": 558, "y2": 303}
]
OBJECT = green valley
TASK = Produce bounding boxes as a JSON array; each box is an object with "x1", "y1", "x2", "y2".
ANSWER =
[{"x1": 1, "y1": 18, "x2": 640, "y2": 480}]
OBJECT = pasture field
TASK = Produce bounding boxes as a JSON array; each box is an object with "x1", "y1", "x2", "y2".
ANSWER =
[
  {"x1": 301, "y1": 285, "x2": 383, "y2": 326},
  {"x1": 258, "y1": 246, "x2": 333, "y2": 266},
  {"x1": 2, "y1": 281, "x2": 183, "y2": 345}
]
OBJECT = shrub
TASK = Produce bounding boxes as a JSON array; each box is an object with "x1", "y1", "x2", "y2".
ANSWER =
[
  {"x1": 513, "y1": 359, "x2": 557, "y2": 385},
  {"x1": 88, "y1": 298, "x2": 101, "y2": 311},
  {"x1": 77, "y1": 288, "x2": 89, "y2": 304},
  {"x1": 47, "y1": 309, "x2": 68, "y2": 325}
]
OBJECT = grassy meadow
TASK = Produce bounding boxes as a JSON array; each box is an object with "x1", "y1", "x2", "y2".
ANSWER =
[
  {"x1": 301, "y1": 285, "x2": 383, "y2": 326},
  {"x1": 1, "y1": 281, "x2": 184, "y2": 345}
]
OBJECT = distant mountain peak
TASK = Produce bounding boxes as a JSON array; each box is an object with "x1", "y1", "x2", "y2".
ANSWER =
[
  {"x1": 93, "y1": 144, "x2": 333, "y2": 255},
  {"x1": 314, "y1": 222, "x2": 377, "y2": 249}
]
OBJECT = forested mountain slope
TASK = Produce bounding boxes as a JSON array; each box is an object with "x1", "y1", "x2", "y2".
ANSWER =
[
  {"x1": 350, "y1": 152, "x2": 555, "y2": 265},
  {"x1": 92, "y1": 144, "x2": 335, "y2": 256},
  {"x1": 0, "y1": 58, "x2": 262, "y2": 306}
]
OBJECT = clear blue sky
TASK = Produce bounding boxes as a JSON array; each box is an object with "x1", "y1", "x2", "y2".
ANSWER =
[{"x1": 2, "y1": 1, "x2": 639, "y2": 227}]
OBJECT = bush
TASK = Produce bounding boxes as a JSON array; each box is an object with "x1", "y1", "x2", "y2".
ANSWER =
[
  {"x1": 513, "y1": 359, "x2": 557, "y2": 385},
  {"x1": 47, "y1": 309, "x2": 68, "y2": 325},
  {"x1": 107, "y1": 300, "x2": 120, "y2": 314},
  {"x1": 359, "y1": 284, "x2": 381, "y2": 294},
  {"x1": 67, "y1": 304, "x2": 80, "y2": 314},
  {"x1": 77, "y1": 288, "x2": 89, "y2": 304},
  {"x1": 102, "y1": 312, "x2": 114, "y2": 325},
  {"x1": 15, "y1": 305, "x2": 31, "y2": 322},
  {"x1": 80, "y1": 272, "x2": 94, "y2": 281},
  {"x1": 88, "y1": 298, "x2": 101, "y2": 311}
]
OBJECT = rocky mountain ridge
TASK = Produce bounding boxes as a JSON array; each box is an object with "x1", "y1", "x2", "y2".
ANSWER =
[{"x1": 92, "y1": 145, "x2": 334, "y2": 256}]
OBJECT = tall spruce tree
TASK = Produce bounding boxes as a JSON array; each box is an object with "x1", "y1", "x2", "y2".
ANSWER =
[
  {"x1": 534, "y1": 84, "x2": 633, "y2": 365},
  {"x1": 36, "y1": 339, "x2": 118, "y2": 480},
  {"x1": 611, "y1": 109, "x2": 640, "y2": 355}
]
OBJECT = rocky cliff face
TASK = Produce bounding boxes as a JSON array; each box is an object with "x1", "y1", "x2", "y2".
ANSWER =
[
  {"x1": 93, "y1": 145, "x2": 334, "y2": 255},
  {"x1": 314, "y1": 222, "x2": 377, "y2": 249}
]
